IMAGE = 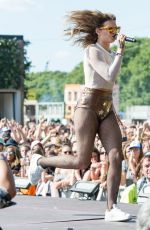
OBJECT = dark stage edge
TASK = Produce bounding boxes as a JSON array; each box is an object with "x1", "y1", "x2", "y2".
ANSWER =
[{"x1": 0, "y1": 195, "x2": 139, "y2": 230}]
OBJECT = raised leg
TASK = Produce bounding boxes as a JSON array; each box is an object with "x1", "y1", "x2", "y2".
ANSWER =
[{"x1": 39, "y1": 108, "x2": 98, "y2": 170}]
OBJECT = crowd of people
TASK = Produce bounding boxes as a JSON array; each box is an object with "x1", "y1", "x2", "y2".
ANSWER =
[{"x1": 0, "y1": 117, "x2": 150, "y2": 206}]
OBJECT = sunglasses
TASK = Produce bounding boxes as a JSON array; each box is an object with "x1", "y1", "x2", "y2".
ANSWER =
[
  {"x1": 129, "y1": 148, "x2": 140, "y2": 152},
  {"x1": 99, "y1": 26, "x2": 120, "y2": 34},
  {"x1": 63, "y1": 151, "x2": 72, "y2": 154},
  {"x1": 100, "y1": 152, "x2": 106, "y2": 155}
]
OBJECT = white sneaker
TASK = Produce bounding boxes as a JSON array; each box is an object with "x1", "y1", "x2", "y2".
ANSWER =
[
  {"x1": 105, "y1": 204, "x2": 132, "y2": 222},
  {"x1": 28, "y1": 154, "x2": 44, "y2": 185}
]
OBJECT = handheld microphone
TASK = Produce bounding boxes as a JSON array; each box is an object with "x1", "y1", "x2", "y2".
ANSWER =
[
  {"x1": 125, "y1": 37, "x2": 136, "y2": 42},
  {"x1": 113, "y1": 34, "x2": 136, "y2": 43}
]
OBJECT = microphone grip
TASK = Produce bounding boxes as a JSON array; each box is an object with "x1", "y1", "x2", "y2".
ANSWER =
[{"x1": 125, "y1": 37, "x2": 136, "y2": 42}]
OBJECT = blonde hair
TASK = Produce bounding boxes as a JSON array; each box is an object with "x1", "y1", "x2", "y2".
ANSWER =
[{"x1": 64, "y1": 10, "x2": 116, "y2": 48}]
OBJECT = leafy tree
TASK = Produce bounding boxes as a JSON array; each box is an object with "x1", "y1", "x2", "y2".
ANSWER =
[
  {"x1": 25, "y1": 71, "x2": 67, "y2": 101},
  {"x1": 0, "y1": 36, "x2": 31, "y2": 90},
  {"x1": 119, "y1": 38, "x2": 150, "y2": 110},
  {"x1": 65, "y1": 62, "x2": 84, "y2": 84}
]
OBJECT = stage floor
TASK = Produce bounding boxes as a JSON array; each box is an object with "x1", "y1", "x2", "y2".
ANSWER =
[{"x1": 0, "y1": 195, "x2": 139, "y2": 230}]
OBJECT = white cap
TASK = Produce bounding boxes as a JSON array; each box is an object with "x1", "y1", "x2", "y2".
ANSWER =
[{"x1": 129, "y1": 140, "x2": 141, "y2": 149}]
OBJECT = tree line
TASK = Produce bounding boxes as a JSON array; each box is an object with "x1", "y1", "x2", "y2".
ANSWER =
[
  {"x1": 26, "y1": 38, "x2": 150, "y2": 111},
  {"x1": 0, "y1": 37, "x2": 149, "y2": 112}
]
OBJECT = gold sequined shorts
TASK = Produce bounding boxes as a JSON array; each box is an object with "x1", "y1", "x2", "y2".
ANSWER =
[{"x1": 75, "y1": 87, "x2": 113, "y2": 121}]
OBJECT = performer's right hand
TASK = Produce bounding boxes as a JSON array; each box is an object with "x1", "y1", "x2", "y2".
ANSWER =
[{"x1": 116, "y1": 33, "x2": 126, "y2": 55}]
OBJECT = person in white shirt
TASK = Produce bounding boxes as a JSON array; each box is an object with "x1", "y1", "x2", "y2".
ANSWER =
[{"x1": 28, "y1": 10, "x2": 131, "y2": 222}]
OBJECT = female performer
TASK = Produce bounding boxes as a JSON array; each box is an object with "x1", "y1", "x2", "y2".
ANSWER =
[{"x1": 28, "y1": 10, "x2": 131, "y2": 222}]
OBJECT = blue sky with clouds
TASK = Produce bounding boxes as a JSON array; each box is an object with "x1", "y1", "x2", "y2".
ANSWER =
[{"x1": 0, "y1": 0, "x2": 149, "y2": 72}]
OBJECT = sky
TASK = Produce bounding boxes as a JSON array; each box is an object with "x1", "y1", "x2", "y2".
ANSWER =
[{"x1": 0, "y1": 0, "x2": 150, "y2": 73}]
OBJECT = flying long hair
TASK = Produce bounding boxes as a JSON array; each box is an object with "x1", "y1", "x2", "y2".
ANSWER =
[{"x1": 64, "y1": 10, "x2": 116, "y2": 48}]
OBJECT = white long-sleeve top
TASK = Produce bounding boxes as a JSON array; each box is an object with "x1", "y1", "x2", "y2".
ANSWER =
[{"x1": 83, "y1": 42, "x2": 122, "y2": 90}]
